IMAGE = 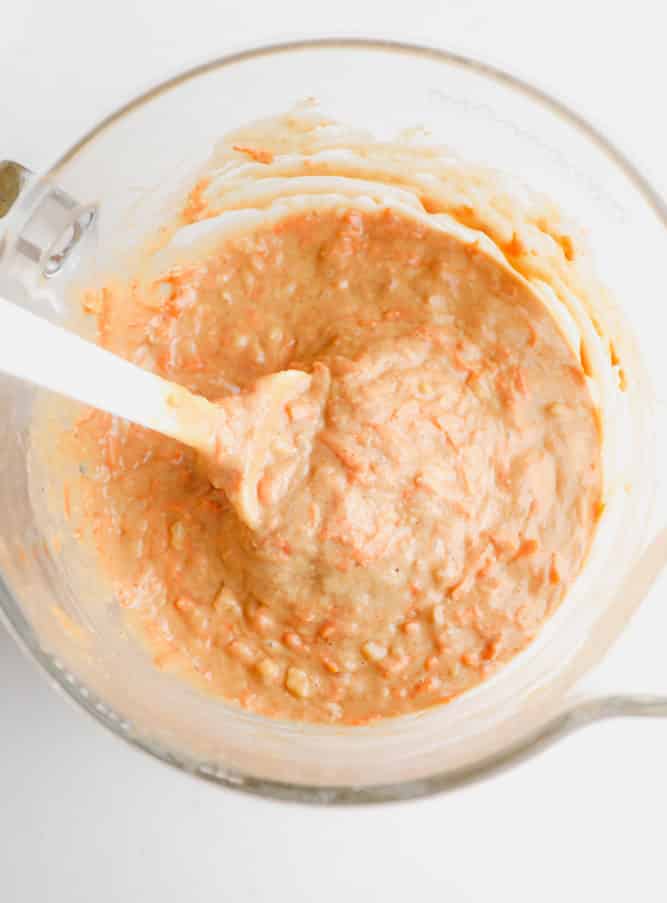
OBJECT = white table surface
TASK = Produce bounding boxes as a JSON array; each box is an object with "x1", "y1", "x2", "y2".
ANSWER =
[{"x1": 3, "y1": 2, "x2": 667, "y2": 900}]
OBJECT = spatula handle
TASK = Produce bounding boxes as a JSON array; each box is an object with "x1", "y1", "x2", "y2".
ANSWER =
[{"x1": 0, "y1": 297, "x2": 216, "y2": 451}]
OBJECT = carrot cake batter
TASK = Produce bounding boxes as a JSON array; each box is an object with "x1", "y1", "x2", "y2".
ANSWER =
[{"x1": 62, "y1": 107, "x2": 605, "y2": 724}]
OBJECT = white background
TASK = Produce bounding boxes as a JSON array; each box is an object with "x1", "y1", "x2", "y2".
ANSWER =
[{"x1": 2, "y1": 2, "x2": 667, "y2": 900}]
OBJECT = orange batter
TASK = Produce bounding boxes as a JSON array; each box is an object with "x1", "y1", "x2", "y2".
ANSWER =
[{"x1": 64, "y1": 180, "x2": 602, "y2": 723}]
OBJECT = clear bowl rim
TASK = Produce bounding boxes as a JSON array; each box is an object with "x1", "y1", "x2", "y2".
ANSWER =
[{"x1": 4, "y1": 36, "x2": 667, "y2": 806}]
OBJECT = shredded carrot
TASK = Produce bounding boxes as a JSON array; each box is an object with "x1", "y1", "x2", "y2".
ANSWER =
[
  {"x1": 514, "y1": 366, "x2": 528, "y2": 396},
  {"x1": 556, "y1": 233, "x2": 575, "y2": 261},
  {"x1": 182, "y1": 177, "x2": 211, "y2": 224},
  {"x1": 63, "y1": 483, "x2": 71, "y2": 521},
  {"x1": 481, "y1": 638, "x2": 499, "y2": 662},
  {"x1": 568, "y1": 364, "x2": 586, "y2": 387},
  {"x1": 504, "y1": 232, "x2": 523, "y2": 257},
  {"x1": 232, "y1": 145, "x2": 274, "y2": 164},
  {"x1": 514, "y1": 538, "x2": 539, "y2": 561},
  {"x1": 105, "y1": 436, "x2": 119, "y2": 473}
]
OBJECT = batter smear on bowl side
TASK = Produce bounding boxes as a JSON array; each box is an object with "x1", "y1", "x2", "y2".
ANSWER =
[{"x1": 62, "y1": 107, "x2": 605, "y2": 724}]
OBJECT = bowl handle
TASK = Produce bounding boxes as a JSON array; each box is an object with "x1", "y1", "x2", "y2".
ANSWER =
[
  {"x1": 0, "y1": 161, "x2": 96, "y2": 294},
  {"x1": 452, "y1": 524, "x2": 667, "y2": 795}
]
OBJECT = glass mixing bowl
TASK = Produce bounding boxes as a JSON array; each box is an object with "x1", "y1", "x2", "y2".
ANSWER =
[{"x1": 1, "y1": 39, "x2": 666, "y2": 804}]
